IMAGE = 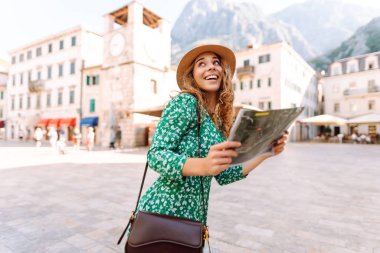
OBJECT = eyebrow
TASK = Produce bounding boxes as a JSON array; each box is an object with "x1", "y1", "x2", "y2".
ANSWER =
[{"x1": 195, "y1": 56, "x2": 220, "y2": 64}]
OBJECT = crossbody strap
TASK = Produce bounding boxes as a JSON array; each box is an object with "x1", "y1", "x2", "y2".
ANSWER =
[
  {"x1": 198, "y1": 107, "x2": 211, "y2": 252},
  {"x1": 197, "y1": 106, "x2": 207, "y2": 225},
  {"x1": 118, "y1": 105, "x2": 207, "y2": 245}
]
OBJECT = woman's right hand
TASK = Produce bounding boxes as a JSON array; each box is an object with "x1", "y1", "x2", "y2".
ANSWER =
[{"x1": 203, "y1": 141, "x2": 241, "y2": 176}]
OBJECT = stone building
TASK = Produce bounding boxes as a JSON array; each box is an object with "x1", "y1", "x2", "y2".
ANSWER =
[
  {"x1": 0, "y1": 60, "x2": 8, "y2": 139},
  {"x1": 6, "y1": 26, "x2": 103, "y2": 141},
  {"x1": 96, "y1": 1, "x2": 177, "y2": 147},
  {"x1": 323, "y1": 51, "x2": 380, "y2": 136},
  {"x1": 233, "y1": 42, "x2": 318, "y2": 141}
]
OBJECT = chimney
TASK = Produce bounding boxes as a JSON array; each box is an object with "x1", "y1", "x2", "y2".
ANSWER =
[{"x1": 247, "y1": 38, "x2": 256, "y2": 49}]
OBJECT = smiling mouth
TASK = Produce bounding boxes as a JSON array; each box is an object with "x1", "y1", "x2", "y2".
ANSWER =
[{"x1": 204, "y1": 74, "x2": 219, "y2": 80}]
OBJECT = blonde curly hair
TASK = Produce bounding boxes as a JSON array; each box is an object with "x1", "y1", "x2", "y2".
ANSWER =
[{"x1": 180, "y1": 54, "x2": 234, "y2": 138}]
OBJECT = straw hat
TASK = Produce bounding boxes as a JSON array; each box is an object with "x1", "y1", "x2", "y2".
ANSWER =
[{"x1": 176, "y1": 44, "x2": 236, "y2": 90}]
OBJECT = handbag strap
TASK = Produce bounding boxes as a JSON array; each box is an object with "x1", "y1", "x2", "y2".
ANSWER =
[
  {"x1": 117, "y1": 162, "x2": 148, "y2": 245},
  {"x1": 197, "y1": 106, "x2": 207, "y2": 226},
  {"x1": 117, "y1": 105, "x2": 208, "y2": 245},
  {"x1": 198, "y1": 107, "x2": 211, "y2": 252}
]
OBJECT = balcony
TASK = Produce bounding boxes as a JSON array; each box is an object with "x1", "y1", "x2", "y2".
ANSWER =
[
  {"x1": 343, "y1": 85, "x2": 380, "y2": 96},
  {"x1": 236, "y1": 65, "x2": 255, "y2": 78},
  {"x1": 28, "y1": 80, "x2": 45, "y2": 93}
]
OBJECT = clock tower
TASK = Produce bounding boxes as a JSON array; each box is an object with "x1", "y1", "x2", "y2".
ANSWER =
[{"x1": 100, "y1": 1, "x2": 174, "y2": 148}]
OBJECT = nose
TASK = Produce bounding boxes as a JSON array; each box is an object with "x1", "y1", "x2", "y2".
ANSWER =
[{"x1": 208, "y1": 62, "x2": 216, "y2": 71}]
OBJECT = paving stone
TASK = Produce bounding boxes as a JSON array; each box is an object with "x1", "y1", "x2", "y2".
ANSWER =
[
  {"x1": 1, "y1": 142, "x2": 380, "y2": 252},
  {"x1": 64, "y1": 234, "x2": 95, "y2": 248},
  {"x1": 82, "y1": 243, "x2": 116, "y2": 253},
  {"x1": 44, "y1": 241, "x2": 75, "y2": 252},
  {"x1": 0, "y1": 244, "x2": 15, "y2": 253}
]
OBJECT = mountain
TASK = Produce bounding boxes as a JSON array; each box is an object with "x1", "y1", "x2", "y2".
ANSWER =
[
  {"x1": 171, "y1": 0, "x2": 317, "y2": 64},
  {"x1": 310, "y1": 17, "x2": 380, "y2": 71},
  {"x1": 273, "y1": 0, "x2": 380, "y2": 55}
]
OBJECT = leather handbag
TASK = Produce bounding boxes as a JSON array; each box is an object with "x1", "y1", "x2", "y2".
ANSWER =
[{"x1": 117, "y1": 106, "x2": 211, "y2": 253}]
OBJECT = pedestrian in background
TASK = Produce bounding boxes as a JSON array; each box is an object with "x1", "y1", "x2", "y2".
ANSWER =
[
  {"x1": 18, "y1": 129, "x2": 24, "y2": 141},
  {"x1": 57, "y1": 129, "x2": 66, "y2": 154},
  {"x1": 109, "y1": 128, "x2": 116, "y2": 149},
  {"x1": 34, "y1": 127, "x2": 43, "y2": 147},
  {"x1": 48, "y1": 127, "x2": 58, "y2": 148},
  {"x1": 86, "y1": 127, "x2": 95, "y2": 151},
  {"x1": 72, "y1": 128, "x2": 82, "y2": 150},
  {"x1": 115, "y1": 127, "x2": 122, "y2": 149}
]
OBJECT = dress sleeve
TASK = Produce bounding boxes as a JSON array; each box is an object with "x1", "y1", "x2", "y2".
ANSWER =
[
  {"x1": 214, "y1": 164, "x2": 247, "y2": 185},
  {"x1": 147, "y1": 93, "x2": 197, "y2": 181}
]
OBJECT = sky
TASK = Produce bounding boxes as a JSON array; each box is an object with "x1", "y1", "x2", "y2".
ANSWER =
[{"x1": 1, "y1": 0, "x2": 380, "y2": 61}]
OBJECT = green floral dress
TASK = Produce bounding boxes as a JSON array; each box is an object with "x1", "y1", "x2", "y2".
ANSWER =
[{"x1": 137, "y1": 93, "x2": 246, "y2": 224}]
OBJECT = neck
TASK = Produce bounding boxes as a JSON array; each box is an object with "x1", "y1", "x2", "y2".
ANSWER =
[{"x1": 205, "y1": 92, "x2": 217, "y2": 113}]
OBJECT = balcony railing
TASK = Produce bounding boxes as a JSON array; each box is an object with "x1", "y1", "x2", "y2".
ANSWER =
[
  {"x1": 236, "y1": 65, "x2": 255, "y2": 78},
  {"x1": 28, "y1": 80, "x2": 45, "y2": 92},
  {"x1": 343, "y1": 85, "x2": 380, "y2": 96}
]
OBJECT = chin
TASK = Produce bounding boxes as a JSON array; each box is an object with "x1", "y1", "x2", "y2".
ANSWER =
[
  {"x1": 202, "y1": 87, "x2": 219, "y2": 93},
  {"x1": 202, "y1": 83, "x2": 221, "y2": 91}
]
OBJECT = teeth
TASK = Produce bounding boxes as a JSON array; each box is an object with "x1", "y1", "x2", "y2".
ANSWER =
[{"x1": 205, "y1": 75, "x2": 217, "y2": 80}]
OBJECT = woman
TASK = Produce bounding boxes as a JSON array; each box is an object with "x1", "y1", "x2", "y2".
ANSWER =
[{"x1": 137, "y1": 44, "x2": 287, "y2": 226}]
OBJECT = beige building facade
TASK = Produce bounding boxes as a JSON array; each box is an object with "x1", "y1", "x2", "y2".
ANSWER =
[
  {"x1": 6, "y1": 26, "x2": 103, "y2": 141},
  {"x1": 233, "y1": 42, "x2": 318, "y2": 141},
  {"x1": 323, "y1": 52, "x2": 380, "y2": 136},
  {"x1": 0, "y1": 60, "x2": 8, "y2": 139}
]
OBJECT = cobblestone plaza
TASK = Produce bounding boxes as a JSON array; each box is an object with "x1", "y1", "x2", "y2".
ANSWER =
[{"x1": 1, "y1": 141, "x2": 379, "y2": 253}]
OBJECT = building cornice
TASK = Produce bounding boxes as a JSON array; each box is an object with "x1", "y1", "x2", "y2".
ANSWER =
[
  {"x1": 332, "y1": 51, "x2": 380, "y2": 64},
  {"x1": 8, "y1": 25, "x2": 103, "y2": 55},
  {"x1": 324, "y1": 68, "x2": 380, "y2": 79}
]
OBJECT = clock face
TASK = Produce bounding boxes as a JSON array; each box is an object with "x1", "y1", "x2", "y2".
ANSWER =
[{"x1": 109, "y1": 33, "x2": 125, "y2": 57}]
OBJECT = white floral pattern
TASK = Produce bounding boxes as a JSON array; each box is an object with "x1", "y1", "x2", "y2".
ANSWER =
[{"x1": 137, "y1": 93, "x2": 246, "y2": 224}]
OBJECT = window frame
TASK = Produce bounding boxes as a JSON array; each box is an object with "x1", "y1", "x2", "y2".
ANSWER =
[
  {"x1": 69, "y1": 90, "x2": 75, "y2": 104},
  {"x1": 59, "y1": 40, "x2": 64, "y2": 50},
  {"x1": 89, "y1": 99, "x2": 96, "y2": 113},
  {"x1": 71, "y1": 36, "x2": 76, "y2": 47}
]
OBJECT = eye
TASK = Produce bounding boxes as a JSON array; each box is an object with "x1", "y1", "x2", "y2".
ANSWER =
[
  {"x1": 197, "y1": 62, "x2": 206, "y2": 67},
  {"x1": 214, "y1": 60, "x2": 221, "y2": 66}
]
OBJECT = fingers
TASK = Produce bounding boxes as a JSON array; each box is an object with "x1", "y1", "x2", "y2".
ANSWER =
[
  {"x1": 212, "y1": 157, "x2": 232, "y2": 165},
  {"x1": 275, "y1": 137, "x2": 287, "y2": 146},
  {"x1": 271, "y1": 131, "x2": 289, "y2": 155},
  {"x1": 273, "y1": 142, "x2": 286, "y2": 151},
  {"x1": 274, "y1": 133, "x2": 288, "y2": 146},
  {"x1": 210, "y1": 141, "x2": 241, "y2": 151},
  {"x1": 210, "y1": 149, "x2": 238, "y2": 158},
  {"x1": 207, "y1": 142, "x2": 241, "y2": 176},
  {"x1": 209, "y1": 150, "x2": 237, "y2": 167},
  {"x1": 272, "y1": 140, "x2": 286, "y2": 154},
  {"x1": 273, "y1": 145, "x2": 285, "y2": 154}
]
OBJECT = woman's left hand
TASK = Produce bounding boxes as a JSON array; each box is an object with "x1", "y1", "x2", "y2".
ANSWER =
[{"x1": 271, "y1": 131, "x2": 288, "y2": 156}]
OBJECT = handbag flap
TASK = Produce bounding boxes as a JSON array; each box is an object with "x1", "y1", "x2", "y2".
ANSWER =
[{"x1": 128, "y1": 211, "x2": 203, "y2": 248}]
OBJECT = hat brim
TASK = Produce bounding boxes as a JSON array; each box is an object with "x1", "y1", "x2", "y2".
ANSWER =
[{"x1": 176, "y1": 44, "x2": 236, "y2": 90}]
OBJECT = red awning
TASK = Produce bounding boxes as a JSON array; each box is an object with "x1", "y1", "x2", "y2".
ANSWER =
[
  {"x1": 36, "y1": 118, "x2": 51, "y2": 127},
  {"x1": 47, "y1": 118, "x2": 61, "y2": 127},
  {"x1": 60, "y1": 118, "x2": 76, "y2": 127},
  {"x1": 0, "y1": 120, "x2": 4, "y2": 128}
]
